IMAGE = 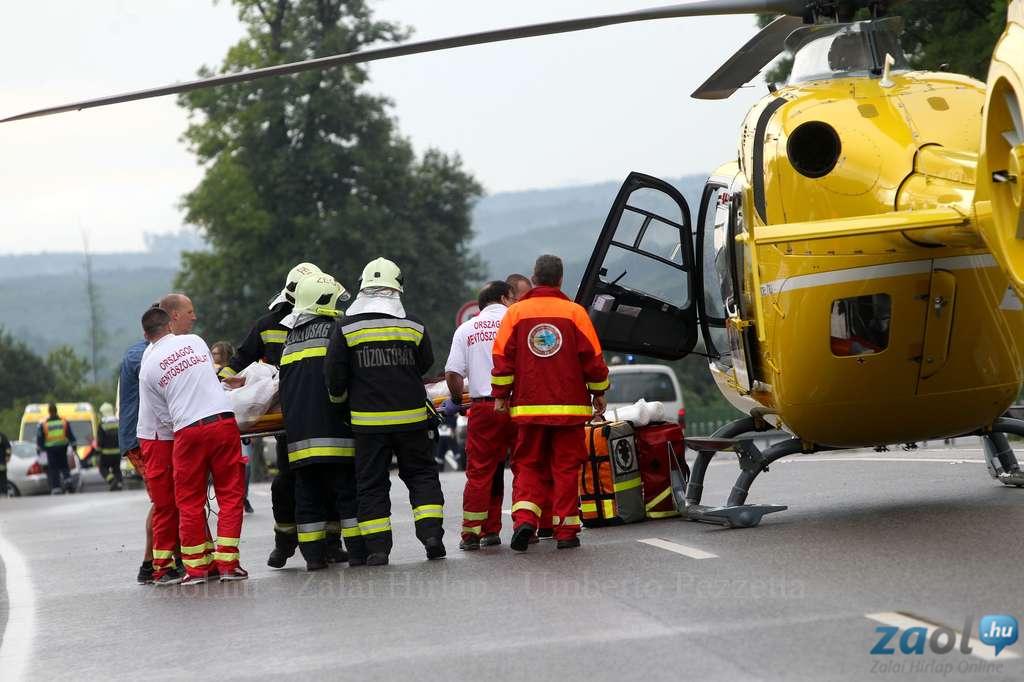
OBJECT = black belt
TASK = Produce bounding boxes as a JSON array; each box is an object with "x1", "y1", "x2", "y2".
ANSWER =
[
  {"x1": 181, "y1": 412, "x2": 233, "y2": 431},
  {"x1": 471, "y1": 397, "x2": 496, "y2": 403}
]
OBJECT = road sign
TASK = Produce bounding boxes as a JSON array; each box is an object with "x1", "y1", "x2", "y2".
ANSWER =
[{"x1": 456, "y1": 300, "x2": 479, "y2": 326}]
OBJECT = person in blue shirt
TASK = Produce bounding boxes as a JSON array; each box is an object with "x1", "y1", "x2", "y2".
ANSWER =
[{"x1": 119, "y1": 337, "x2": 153, "y2": 583}]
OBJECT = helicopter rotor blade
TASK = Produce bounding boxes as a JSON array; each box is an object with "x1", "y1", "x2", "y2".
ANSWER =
[
  {"x1": 1003, "y1": 90, "x2": 1024, "y2": 148},
  {"x1": 1, "y1": 0, "x2": 809, "y2": 124},
  {"x1": 690, "y1": 14, "x2": 804, "y2": 100}
]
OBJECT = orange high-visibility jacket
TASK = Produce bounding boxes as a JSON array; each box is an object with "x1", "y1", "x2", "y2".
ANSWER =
[{"x1": 491, "y1": 286, "x2": 609, "y2": 425}]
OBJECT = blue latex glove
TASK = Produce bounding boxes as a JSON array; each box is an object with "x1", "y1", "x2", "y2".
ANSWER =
[{"x1": 440, "y1": 398, "x2": 461, "y2": 418}]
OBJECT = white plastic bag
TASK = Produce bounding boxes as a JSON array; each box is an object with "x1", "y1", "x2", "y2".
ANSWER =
[
  {"x1": 605, "y1": 399, "x2": 666, "y2": 426},
  {"x1": 227, "y1": 362, "x2": 280, "y2": 430}
]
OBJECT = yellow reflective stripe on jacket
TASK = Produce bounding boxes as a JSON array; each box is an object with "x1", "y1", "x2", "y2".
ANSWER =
[
  {"x1": 491, "y1": 374, "x2": 514, "y2": 386},
  {"x1": 645, "y1": 487, "x2": 673, "y2": 511},
  {"x1": 280, "y1": 346, "x2": 328, "y2": 366},
  {"x1": 217, "y1": 537, "x2": 240, "y2": 548},
  {"x1": 260, "y1": 329, "x2": 288, "y2": 344},
  {"x1": 587, "y1": 378, "x2": 610, "y2": 392},
  {"x1": 358, "y1": 517, "x2": 392, "y2": 535},
  {"x1": 152, "y1": 549, "x2": 175, "y2": 560},
  {"x1": 274, "y1": 523, "x2": 297, "y2": 534},
  {"x1": 43, "y1": 420, "x2": 68, "y2": 447},
  {"x1": 298, "y1": 530, "x2": 327, "y2": 543},
  {"x1": 509, "y1": 404, "x2": 592, "y2": 418},
  {"x1": 412, "y1": 504, "x2": 443, "y2": 521},
  {"x1": 180, "y1": 542, "x2": 209, "y2": 555},
  {"x1": 342, "y1": 526, "x2": 362, "y2": 538},
  {"x1": 613, "y1": 476, "x2": 642, "y2": 493},
  {"x1": 183, "y1": 555, "x2": 212, "y2": 568},
  {"x1": 351, "y1": 406, "x2": 429, "y2": 427},
  {"x1": 343, "y1": 327, "x2": 423, "y2": 347},
  {"x1": 512, "y1": 500, "x2": 542, "y2": 517},
  {"x1": 559, "y1": 515, "x2": 581, "y2": 526},
  {"x1": 218, "y1": 366, "x2": 237, "y2": 378},
  {"x1": 289, "y1": 446, "x2": 355, "y2": 462},
  {"x1": 463, "y1": 510, "x2": 489, "y2": 522}
]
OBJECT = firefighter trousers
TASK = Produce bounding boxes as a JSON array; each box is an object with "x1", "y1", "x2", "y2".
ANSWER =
[
  {"x1": 355, "y1": 429, "x2": 444, "y2": 556},
  {"x1": 293, "y1": 461, "x2": 363, "y2": 563},
  {"x1": 140, "y1": 438, "x2": 178, "y2": 578},
  {"x1": 173, "y1": 418, "x2": 246, "y2": 577},
  {"x1": 270, "y1": 437, "x2": 298, "y2": 549},
  {"x1": 511, "y1": 424, "x2": 587, "y2": 541},
  {"x1": 461, "y1": 401, "x2": 514, "y2": 540},
  {"x1": 98, "y1": 453, "x2": 123, "y2": 487}
]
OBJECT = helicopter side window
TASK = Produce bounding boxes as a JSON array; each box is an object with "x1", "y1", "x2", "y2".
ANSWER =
[{"x1": 830, "y1": 294, "x2": 891, "y2": 357}]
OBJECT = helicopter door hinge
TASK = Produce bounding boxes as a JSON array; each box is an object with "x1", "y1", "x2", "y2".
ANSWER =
[
  {"x1": 727, "y1": 317, "x2": 753, "y2": 331},
  {"x1": 933, "y1": 296, "x2": 948, "y2": 318}
]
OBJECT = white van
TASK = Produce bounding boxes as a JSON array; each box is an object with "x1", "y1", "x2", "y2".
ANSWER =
[{"x1": 605, "y1": 364, "x2": 685, "y2": 427}]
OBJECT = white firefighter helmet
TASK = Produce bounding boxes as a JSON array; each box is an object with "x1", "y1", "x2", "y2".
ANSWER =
[
  {"x1": 291, "y1": 274, "x2": 347, "y2": 316},
  {"x1": 99, "y1": 402, "x2": 114, "y2": 418},
  {"x1": 359, "y1": 257, "x2": 404, "y2": 292},
  {"x1": 268, "y1": 262, "x2": 322, "y2": 309}
]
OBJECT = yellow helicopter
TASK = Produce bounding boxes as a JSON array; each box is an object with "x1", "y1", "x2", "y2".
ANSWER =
[{"x1": 5, "y1": 0, "x2": 1024, "y2": 527}]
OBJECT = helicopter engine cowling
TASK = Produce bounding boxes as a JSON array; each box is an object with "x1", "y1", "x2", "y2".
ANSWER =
[
  {"x1": 742, "y1": 73, "x2": 985, "y2": 229},
  {"x1": 977, "y1": 0, "x2": 1024, "y2": 299}
]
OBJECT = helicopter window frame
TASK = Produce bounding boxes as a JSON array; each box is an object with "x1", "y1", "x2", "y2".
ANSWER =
[
  {"x1": 608, "y1": 205, "x2": 690, "y2": 275},
  {"x1": 695, "y1": 181, "x2": 733, "y2": 363}
]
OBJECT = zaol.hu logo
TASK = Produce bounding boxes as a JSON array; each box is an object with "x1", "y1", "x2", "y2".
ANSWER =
[{"x1": 870, "y1": 614, "x2": 1018, "y2": 657}]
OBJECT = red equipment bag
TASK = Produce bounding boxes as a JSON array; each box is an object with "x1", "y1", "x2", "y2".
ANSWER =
[{"x1": 634, "y1": 423, "x2": 685, "y2": 519}]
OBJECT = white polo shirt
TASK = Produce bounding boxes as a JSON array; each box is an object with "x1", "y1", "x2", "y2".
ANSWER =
[
  {"x1": 139, "y1": 333, "x2": 233, "y2": 433},
  {"x1": 445, "y1": 303, "x2": 508, "y2": 399},
  {"x1": 136, "y1": 343, "x2": 174, "y2": 441}
]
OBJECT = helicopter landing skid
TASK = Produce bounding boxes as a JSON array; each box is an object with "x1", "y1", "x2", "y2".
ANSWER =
[
  {"x1": 980, "y1": 418, "x2": 1024, "y2": 488},
  {"x1": 672, "y1": 418, "x2": 804, "y2": 529}
]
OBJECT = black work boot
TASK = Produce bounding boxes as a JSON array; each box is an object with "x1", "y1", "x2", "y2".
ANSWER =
[
  {"x1": 424, "y1": 537, "x2": 446, "y2": 560},
  {"x1": 459, "y1": 536, "x2": 480, "y2": 551},
  {"x1": 325, "y1": 533, "x2": 349, "y2": 564},
  {"x1": 510, "y1": 524, "x2": 537, "y2": 553},
  {"x1": 365, "y1": 553, "x2": 389, "y2": 566},
  {"x1": 556, "y1": 537, "x2": 581, "y2": 550},
  {"x1": 267, "y1": 531, "x2": 298, "y2": 569}
]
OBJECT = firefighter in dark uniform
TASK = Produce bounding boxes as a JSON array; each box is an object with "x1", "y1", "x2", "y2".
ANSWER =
[
  {"x1": 326, "y1": 257, "x2": 446, "y2": 565},
  {"x1": 221, "y1": 262, "x2": 337, "y2": 568},
  {"x1": 36, "y1": 404, "x2": 76, "y2": 494},
  {"x1": 96, "y1": 402, "x2": 123, "y2": 491},
  {"x1": 279, "y1": 274, "x2": 365, "y2": 570}
]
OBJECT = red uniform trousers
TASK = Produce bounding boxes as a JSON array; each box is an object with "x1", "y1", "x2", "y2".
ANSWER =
[
  {"x1": 461, "y1": 400, "x2": 515, "y2": 540},
  {"x1": 173, "y1": 417, "x2": 246, "y2": 577},
  {"x1": 140, "y1": 439, "x2": 178, "y2": 578},
  {"x1": 510, "y1": 423, "x2": 587, "y2": 541}
]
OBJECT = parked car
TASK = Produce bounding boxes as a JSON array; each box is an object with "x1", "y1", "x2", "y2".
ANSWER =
[
  {"x1": 5, "y1": 440, "x2": 83, "y2": 496},
  {"x1": 606, "y1": 364, "x2": 685, "y2": 428}
]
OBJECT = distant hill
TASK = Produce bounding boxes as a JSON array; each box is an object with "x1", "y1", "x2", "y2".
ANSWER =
[{"x1": 0, "y1": 176, "x2": 708, "y2": 372}]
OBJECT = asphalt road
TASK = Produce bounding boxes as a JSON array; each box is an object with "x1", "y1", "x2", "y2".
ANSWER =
[{"x1": 1, "y1": 443, "x2": 1023, "y2": 681}]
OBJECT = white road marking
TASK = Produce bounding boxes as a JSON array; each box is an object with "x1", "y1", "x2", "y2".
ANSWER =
[
  {"x1": 866, "y1": 612, "x2": 1020, "y2": 661},
  {"x1": 778, "y1": 457, "x2": 985, "y2": 465},
  {"x1": 0, "y1": 522, "x2": 36, "y2": 680},
  {"x1": 638, "y1": 538, "x2": 718, "y2": 560}
]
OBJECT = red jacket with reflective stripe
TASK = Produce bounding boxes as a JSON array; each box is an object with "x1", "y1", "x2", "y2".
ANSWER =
[{"x1": 491, "y1": 286, "x2": 609, "y2": 425}]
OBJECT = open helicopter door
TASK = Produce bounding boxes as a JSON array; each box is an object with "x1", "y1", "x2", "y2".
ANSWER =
[{"x1": 576, "y1": 172, "x2": 699, "y2": 360}]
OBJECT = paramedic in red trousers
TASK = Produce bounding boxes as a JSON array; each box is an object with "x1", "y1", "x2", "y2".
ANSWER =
[
  {"x1": 325, "y1": 257, "x2": 446, "y2": 565},
  {"x1": 492, "y1": 254, "x2": 609, "y2": 550},
  {"x1": 442, "y1": 280, "x2": 516, "y2": 550},
  {"x1": 138, "y1": 306, "x2": 248, "y2": 585}
]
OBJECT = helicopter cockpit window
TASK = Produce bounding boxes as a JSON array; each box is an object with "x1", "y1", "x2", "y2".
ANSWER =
[
  {"x1": 830, "y1": 294, "x2": 891, "y2": 357},
  {"x1": 599, "y1": 188, "x2": 690, "y2": 310},
  {"x1": 787, "y1": 18, "x2": 910, "y2": 85}
]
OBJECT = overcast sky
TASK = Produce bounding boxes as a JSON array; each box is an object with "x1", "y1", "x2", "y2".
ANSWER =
[{"x1": 0, "y1": 1, "x2": 769, "y2": 254}]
